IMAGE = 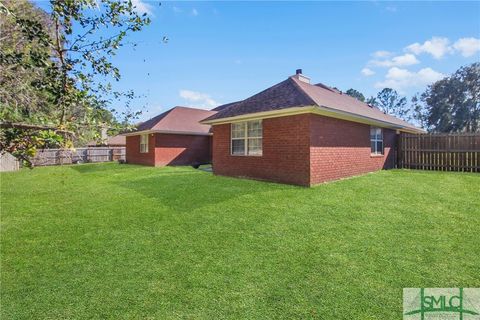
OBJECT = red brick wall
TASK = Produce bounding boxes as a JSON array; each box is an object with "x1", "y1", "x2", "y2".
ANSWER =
[
  {"x1": 211, "y1": 113, "x2": 398, "y2": 186},
  {"x1": 154, "y1": 133, "x2": 211, "y2": 166},
  {"x1": 309, "y1": 114, "x2": 397, "y2": 185},
  {"x1": 212, "y1": 114, "x2": 311, "y2": 186},
  {"x1": 126, "y1": 133, "x2": 211, "y2": 166},
  {"x1": 126, "y1": 134, "x2": 156, "y2": 166}
]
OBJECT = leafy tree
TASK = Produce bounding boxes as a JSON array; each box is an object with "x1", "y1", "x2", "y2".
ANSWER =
[
  {"x1": 410, "y1": 94, "x2": 429, "y2": 130},
  {"x1": 345, "y1": 88, "x2": 365, "y2": 102},
  {"x1": 374, "y1": 88, "x2": 410, "y2": 121},
  {"x1": 366, "y1": 96, "x2": 377, "y2": 107},
  {"x1": 0, "y1": 0, "x2": 150, "y2": 165},
  {"x1": 421, "y1": 62, "x2": 479, "y2": 133},
  {"x1": 0, "y1": 124, "x2": 67, "y2": 165},
  {"x1": 0, "y1": 0, "x2": 54, "y2": 123}
]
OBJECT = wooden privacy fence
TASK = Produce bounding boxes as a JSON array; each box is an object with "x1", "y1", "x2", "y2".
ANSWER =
[
  {"x1": 31, "y1": 147, "x2": 125, "y2": 166},
  {"x1": 399, "y1": 133, "x2": 480, "y2": 172},
  {"x1": 0, "y1": 152, "x2": 20, "y2": 172}
]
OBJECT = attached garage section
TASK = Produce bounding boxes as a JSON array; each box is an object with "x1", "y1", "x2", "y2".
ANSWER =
[
  {"x1": 124, "y1": 106, "x2": 216, "y2": 167},
  {"x1": 126, "y1": 132, "x2": 211, "y2": 167}
]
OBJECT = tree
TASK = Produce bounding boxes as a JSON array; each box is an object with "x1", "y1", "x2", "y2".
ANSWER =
[
  {"x1": 421, "y1": 62, "x2": 479, "y2": 133},
  {"x1": 366, "y1": 96, "x2": 377, "y2": 107},
  {"x1": 345, "y1": 88, "x2": 365, "y2": 102},
  {"x1": 0, "y1": 0, "x2": 54, "y2": 123},
  {"x1": 0, "y1": 0, "x2": 150, "y2": 165},
  {"x1": 410, "y1": 94, "x2": 429, "y2": 130},
  {"x1": 374, "y1": 88, "x2": 410, "y2": 121}
]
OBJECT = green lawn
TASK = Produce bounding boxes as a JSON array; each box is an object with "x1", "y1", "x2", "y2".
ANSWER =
[{"x1": 1, "y1": 163, "x2": 479, "y2": 319}]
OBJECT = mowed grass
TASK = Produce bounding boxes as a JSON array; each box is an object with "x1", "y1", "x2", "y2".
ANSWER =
[{"x1": 1, "y1": 163, "x2": 479, "y2": 319}]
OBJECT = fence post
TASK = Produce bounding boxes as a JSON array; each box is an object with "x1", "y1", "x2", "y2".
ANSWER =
[{"x1": 396, "y1": 132, "x2": 401, "y2": 168}]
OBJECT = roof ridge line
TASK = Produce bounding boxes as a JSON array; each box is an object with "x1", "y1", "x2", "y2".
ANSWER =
[
  {"x1": 173, "y1": 105, "x2": 213, "y2": 111},
  {"x1": 289, "y1": 77, "x2": 317, "y2": 107}
]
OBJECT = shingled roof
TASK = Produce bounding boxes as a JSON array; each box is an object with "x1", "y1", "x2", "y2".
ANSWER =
[
  {"x1": 211, "y1": 101, "x2": 239, "y2": 112},
  {"x1": 130, "y1": 106, "x2": 216, "y2": 135},
  {"x1": 202, "y1": 74, "x2": 423, "y2": 132},
  {"x1": 87, "y1": 134, "x2": 126, "y2": 146}
]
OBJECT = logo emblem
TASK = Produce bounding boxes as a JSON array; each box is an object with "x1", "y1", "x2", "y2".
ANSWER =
[{"x1": 404, "y1": 288, "x2": 480, "y2": 319}]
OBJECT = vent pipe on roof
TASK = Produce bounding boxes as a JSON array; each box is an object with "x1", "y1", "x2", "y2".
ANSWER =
[{"x1": 293, "y1": 69, "x2": 310, "y2": 84}]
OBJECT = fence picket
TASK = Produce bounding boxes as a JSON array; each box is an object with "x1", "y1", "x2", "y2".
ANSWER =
[
  {"x1": 31, "y1": 147, "x2": 125, "y2": 166},
  {"x1": 399, "y1": 133, "x2": 479, "y2": 172}
]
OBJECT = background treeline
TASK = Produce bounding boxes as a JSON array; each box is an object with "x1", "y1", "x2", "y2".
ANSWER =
[
  {"x1": 0, "y1": 0, "x2": 150, "y2": 165},
  {"x1": 345, "y1": 62, "x2": 479, "y2": 133}
]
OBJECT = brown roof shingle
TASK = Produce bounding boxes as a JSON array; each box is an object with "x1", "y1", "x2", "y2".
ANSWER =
[
  {"x1": 203, "y1": 75, "x2": 422, "y2": 132},
  {"x1": 136, "y1": 106, "x2": 216, "y2": 134},
  {"x1": 293, "y1": 77, "x2": 419, "y2": 130},
  {"x1": 206, "y1": 78, "x2": 313, "y2": 120},
  {"x1": 211, "y1": 101, "x2": 239, "y2": 112}
]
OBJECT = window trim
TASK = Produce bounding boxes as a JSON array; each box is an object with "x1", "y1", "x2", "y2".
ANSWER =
[
  {"x1": 230, "y1": 120, "x2": 263, "y2": 157},
  {"x1": 370, "y1": 127, "x2": 384, "y2": 156},
  {"x1": 140, "y1": 134, "x2": 149, "y2": 153}
]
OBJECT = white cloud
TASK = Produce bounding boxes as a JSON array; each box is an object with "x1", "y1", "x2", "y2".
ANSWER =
[
  {"x1": 372, "y1": 50, "x2": 393, "y2": 58},
  {"x1": 391, "y1": 54, "x2": 420, "y2": 66},
  {"x1": 191, "y1": 8, "x2": 199, "y2": 16},
  {"x1": 172, "y1": 6, "x2": 182, "y2": 13},
  {"x1": 405, "y1": 37, "x2": 452, "y2": 59},
  {"x1": 375, "y1": 67, "x2": 445, "y2": 92},
  {"x1": 369, "y1": 53, "x2": 420, "y2": 68},
  {"x1": 179, "y1": 90, "x2": 218, "y2": 109},
  {"x1": 453, "y1": 37, "x2": 480, "y2": 57},
  {"x1": 361, "y1": 67, "x2": 375, "y2": 76},
  {"x1": 131, "y1": 0, "x2": 154, "y2": 15}
]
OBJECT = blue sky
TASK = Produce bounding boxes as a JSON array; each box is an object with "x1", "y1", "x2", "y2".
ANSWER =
[{"x1": 38, "y1": 1, "x2": 480, "y2": 120}]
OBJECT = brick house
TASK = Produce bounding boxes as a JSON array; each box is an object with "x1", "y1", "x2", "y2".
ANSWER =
[
  {"x1": 124, "y1": 106, "x2": 216, "y2": 167},
  {"x1": 201, "y1": 70, "x2": 424, "y2": 186}
]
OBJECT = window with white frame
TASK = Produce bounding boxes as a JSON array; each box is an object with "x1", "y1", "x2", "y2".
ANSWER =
[
  {"x1": 231, "y1": 120, "x2": 262, "y2": 156},
  {"x1": 140, "y1": 134, "x2": 149, "y2": 153},
  {"x1": 370, "y1": 127, "x2": 383, "y2": 155}
]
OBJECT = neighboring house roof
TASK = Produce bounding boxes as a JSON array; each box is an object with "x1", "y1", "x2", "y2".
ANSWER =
[
  {"x1": 202, "y1": 74, "x2": 423, "y2": 133},
  {"x1": 125, "y1": 106, "x2": 216, "y2": 136},
  {"x1": 87, "y1": 135, "x2": 126, "y2": 146}
]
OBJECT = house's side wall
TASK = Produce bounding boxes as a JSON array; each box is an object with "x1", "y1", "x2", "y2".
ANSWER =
[
  {"x1": 212, "y1": 114, "x2": 311, "y2": 186},
  {"x1": 309, "y1": 114, "x2": 397, "y2": 185},
  {"x1": 125, "y1": 134, "x2": 156, "y2": 166},
  {"x1": 154, "y1": 133, "x2": 211, "y2": 166}
]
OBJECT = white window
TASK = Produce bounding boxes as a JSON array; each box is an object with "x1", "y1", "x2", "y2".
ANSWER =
[
  {"x1": 231, "y1": 120, "x2": 262, "y2": 156},
  {"x1": 140, "y1": 134, "x2": 149, "y2": 153},
  {"x1": 370, "y1": 127, "x2": 383, "y2": 155}
]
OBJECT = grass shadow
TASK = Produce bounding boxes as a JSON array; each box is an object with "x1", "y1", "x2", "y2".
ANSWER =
[
  {"x1": 118, "y1": 167, "x2": 297, "y2": 213},
  {"x1": 70, "y1": 162, "x2": 145, "y2": 174}
]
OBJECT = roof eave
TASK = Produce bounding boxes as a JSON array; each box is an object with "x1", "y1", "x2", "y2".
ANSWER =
[
  {"x1": 400, "y1": 127, "x2": 427, "y2": 134},
  {"x1": 313, "y1": 105, "x2": 425, "y2": 133},
  {"x1": 201, "y1": 104, "x2": 424, "y2": 133},
  {"x1": 200, "y1": 106, "x2": 316, "y2": 125},
  {"x1": 122, "y1": 129, "x2": 212, "y2": 136}
]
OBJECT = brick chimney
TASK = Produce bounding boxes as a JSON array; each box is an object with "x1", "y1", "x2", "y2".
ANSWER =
[{"x1": 293, "y1": 69, "x2": 310, "y2": 84}]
